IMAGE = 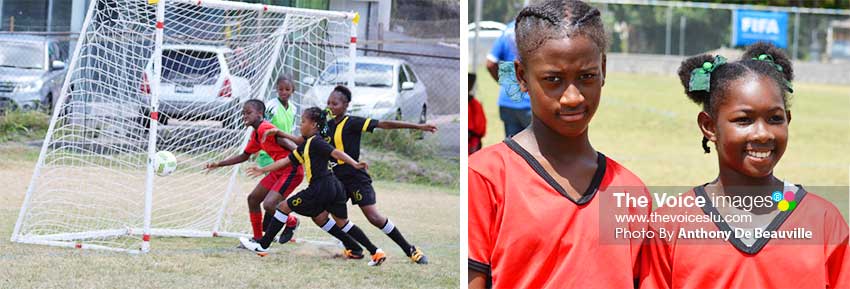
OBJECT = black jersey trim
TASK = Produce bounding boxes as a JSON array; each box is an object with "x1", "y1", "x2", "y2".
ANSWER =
[
  {"x1": 503, "y1": 138, "x2": 606, "y2": 205},
  {"x1": 693, "y1": 184, "x2": 807, "y2": 255},
  {"x1": 468, "y1": 259, "x2": 492, "y2": 289}
]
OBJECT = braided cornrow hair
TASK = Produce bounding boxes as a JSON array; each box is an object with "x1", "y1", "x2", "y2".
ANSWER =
[
  {"x1": 515, "y1": 0, "x2": 608, "y2": 62},
  {"x1": 677, "y1": 41, "x2": 794, "y2": 153},
  {"x1": 303, "y1": 106, "x2": 329, "y2": 138}
]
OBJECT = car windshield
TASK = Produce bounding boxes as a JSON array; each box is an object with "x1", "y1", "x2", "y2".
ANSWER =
[
  {"x1": 0, "y1": 42, "x2": 44, "y2": 69},
  {"x1": 161, "y1": 49, "x2": 220, "y2": 85},
  {"x1": 318, "y1": 62, "x2": 393, "y2": 88}
]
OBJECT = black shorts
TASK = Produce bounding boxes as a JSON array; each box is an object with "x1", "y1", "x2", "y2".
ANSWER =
[
  {"x1": 286, "y1": 175, "x2": 348, "y2": 218},
  {"x1": 337, "y1": 170, "x2": 377, "y2": 206}
]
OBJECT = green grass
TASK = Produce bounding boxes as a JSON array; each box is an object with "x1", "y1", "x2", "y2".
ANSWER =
[
  {"x1": 0, "y1": 147, "x2": 459, "y2": 288},
  {"x1": 0, "y1": 109, "x2": 50, "y2": 142},
  {"x1": 475, "y1": 68, "x2": 850, "y2": 216}
]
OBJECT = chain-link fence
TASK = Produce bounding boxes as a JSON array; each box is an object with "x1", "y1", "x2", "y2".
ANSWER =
[
  {"x1": 589, "y1": 1, "x2": 850, "y2": 62},
  {"x1": 391, "y1": 0, "x2": 460, "y2": 39},
  {"x1": 359, "y1": 44, "x2": 460, "y2": 156},
  {"x1": 0, "y1": 32, "x2": 75, "y2": 112}
]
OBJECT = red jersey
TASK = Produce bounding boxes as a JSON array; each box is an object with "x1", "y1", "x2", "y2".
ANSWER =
[
  {"x1": 640, "y1": 187, "x2": 850, "y2": 289},
  {"x1": 244, "y1": 121, "x2": 291, "y2": 161},
  {"x1": 469, "y1": 139, "x2": 651, "y2": 288}
]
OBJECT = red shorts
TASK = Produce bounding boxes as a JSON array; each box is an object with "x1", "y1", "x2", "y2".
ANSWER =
[{"x1": 259, "y1": 165, "x2": 304, "y2": 198}]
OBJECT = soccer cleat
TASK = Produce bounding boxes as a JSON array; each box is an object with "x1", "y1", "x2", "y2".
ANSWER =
[
  {"x1": 237, "y1": 237, "x2": 261, "y2": 249},
  {"x1": 408, "y1": 246, "x2": 428, "y2": 264},
  {"x1": 278, "y1": 216, "x2": 300, "y2": 244},
  {"x1": 342, "y1": 249, "x2": 365, "y2": 260},
  {"x1": 368, "y1": 248, "x2": 387, "y2": 266},
  {"x1": 238, "y1": 237, "x2": 268, "y2": 257}
]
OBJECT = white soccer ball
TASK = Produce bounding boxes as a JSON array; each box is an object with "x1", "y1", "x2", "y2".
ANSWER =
[{"x1": 154, "y1": 151, "x2": 177, "y2": 176}]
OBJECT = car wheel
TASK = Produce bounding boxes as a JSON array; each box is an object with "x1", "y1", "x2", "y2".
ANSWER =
[
  {"x1": 222, "y1": 104, "x2": 241, "y2": 130},
  {"x1": 132, "y1": 108, "x2": 151, "y2": 138},
  {"x1": 43, "y1": 94, "x2": 53, "y2": 113},
  {"x1": 418, "y1": 103, "x2": 427, "y2": 124},
  {"x1": 415, "y1": 104, "x2": 427, "y2": 140}
]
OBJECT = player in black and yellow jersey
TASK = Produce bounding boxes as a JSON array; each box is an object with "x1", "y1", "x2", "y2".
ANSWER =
[{"x1": 240, "y1": 107, "x2": 387, "y2": 266}]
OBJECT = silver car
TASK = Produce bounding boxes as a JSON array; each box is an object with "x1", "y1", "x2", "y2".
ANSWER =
[
  {"x1": 0, "y1": 35, "x2": 67, "y2": 112},
  {"x1": 302, "y1": 57, "x2": 429, "y2": 124},
  {"x1": 139, "y1": 44, "x2": 251, "y2": 129}
]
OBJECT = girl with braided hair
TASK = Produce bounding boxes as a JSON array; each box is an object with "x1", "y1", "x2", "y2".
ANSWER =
[
  {"x1": 469, "y1": 0, "x2": 651, "y2": 288},
  {"x1": 239, "y1": 107, "x2": 387, "y2": 266},
  {"x1": 639, "y1": 42, "x2": 850, "y2": 289}
]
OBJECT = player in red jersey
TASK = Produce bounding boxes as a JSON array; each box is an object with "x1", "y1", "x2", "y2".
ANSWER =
[
  {"x1": 468, "y1": 1, "x2": 651, "y2": 288},
  {"x1": 638, "y1": 42, "x2": 850, "y2": 289},
  {"x1": 205, "y1": 100, "x2": 303, "y2": 243}
]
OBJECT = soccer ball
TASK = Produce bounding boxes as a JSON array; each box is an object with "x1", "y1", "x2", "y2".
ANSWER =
[{"x1": 154, "y1": 151, "x2": 177, "y2": 176}]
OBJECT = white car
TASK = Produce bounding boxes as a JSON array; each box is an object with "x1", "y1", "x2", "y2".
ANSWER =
[
  {"x1": 302, "y1": 57, "x2": 428, "y2": 123},
  {"x1": 468, "y1": 21, "x2": 507, "y2": 69},
  {"x1": 140, "y1": 44, "x2": 250, "y2": 128}
]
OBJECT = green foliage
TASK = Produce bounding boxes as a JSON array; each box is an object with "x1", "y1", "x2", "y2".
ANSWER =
[
  {"x1": 679, "y1": 0, "x2": 848, "y2": 9},
  {"x1": 469, "y1": 0, "x2": 525, "y2": 23},
  {"x1": 363, "y1": 127, "x2": 437, "y2": 158},
  {"x1": 362, "y1": 129, "x2": 459, "y2": 189},
  {"x1": 0, "y1": 109, "x2": 50, "y2": 142}
]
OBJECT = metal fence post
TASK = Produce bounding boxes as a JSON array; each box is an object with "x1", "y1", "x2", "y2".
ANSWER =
[
  {"x1": 792, "y1": 11, "x2": 800, "y2": 60},
  {"x1": 665, "y1": 5, "x2": 672, "y2": 55},
  {"x1": 679, "y1": 15, "x2": 686, "y2": 56}
]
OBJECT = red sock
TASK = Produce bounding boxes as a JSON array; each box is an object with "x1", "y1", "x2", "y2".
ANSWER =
[{"x1": 249, "y1": 211, "x2": 263, "y2": 240}]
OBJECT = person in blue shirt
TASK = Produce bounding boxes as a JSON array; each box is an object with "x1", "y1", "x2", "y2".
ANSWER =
[{"x1": 485, "y1": 20, "x2": 532, "y2": 137}]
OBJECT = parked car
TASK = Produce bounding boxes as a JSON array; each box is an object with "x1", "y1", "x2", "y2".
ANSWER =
[
  {"x1": 139, "y1": 44, "x2": 250, "y2": 128},
  {"x1": 302, "y1": 57, "x2": 428, "y2": 124},
  {"x1": 468, "y1": 21, "x2": 507, "y2": 70},
  {"x1": 0, "y1": 35, "x2": 68, "y2": 112}
]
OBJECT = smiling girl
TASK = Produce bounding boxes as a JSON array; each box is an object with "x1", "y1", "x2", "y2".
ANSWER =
[{"x1": 639, "y1": 42, "x2": 850, "y2": 289}]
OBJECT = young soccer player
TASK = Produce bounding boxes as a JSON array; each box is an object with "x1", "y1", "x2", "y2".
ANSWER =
[
  {"x1": 264, "y1": 85, "x2": 437, "y2": 264},
  {"x1": 239, "y1": 107, "x2": 388, "y2": 266},
  {"x1": 468, "y1": 1, "x2": 652, "y2": 288},
  {"x1": 256, "y1": 74, "x2": 298, "y2": 169},
  {"x1": 204, "y1": 99, "x2": 303, "y2": 243},
  {"x1": 639, "y1": 43, "x2": 850, "y2": 289},
  {"x1": 254, "y1": 74, "x2": 303, "y2": 241}
]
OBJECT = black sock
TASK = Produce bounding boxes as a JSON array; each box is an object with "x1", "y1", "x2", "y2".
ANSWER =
[
  {"x1": 262, "y1": 213, "x2": 272, "y2": 233},
  {"x1": 381, "y1": 219, "x2": 413, "y2": 255},
  {"x1": 259, "y1": 210, "x2": 288, "y2": 248},
  {"x1": 321, "y1": 219, "x2": 361, "y2": 252},
  {"x1": 343, "y1": 221, "x2": 378, "y2": 255}
]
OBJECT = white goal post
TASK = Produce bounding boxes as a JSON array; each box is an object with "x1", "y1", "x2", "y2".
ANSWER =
[{"x1": 11, "y1": 0, "x2": 357, "y2": 253}]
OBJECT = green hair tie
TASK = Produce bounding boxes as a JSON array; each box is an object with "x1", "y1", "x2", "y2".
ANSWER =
[
  {"x1": 688, "y1": 55, "x2": 727, "y2": 92},
  {"x1": 751, "y1": 54, "x2": 794, "y2": 93}
]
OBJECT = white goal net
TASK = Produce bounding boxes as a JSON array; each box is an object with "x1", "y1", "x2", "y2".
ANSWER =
[{"x1": 11, "y1": 0, "x2": 356, "y2": 253}]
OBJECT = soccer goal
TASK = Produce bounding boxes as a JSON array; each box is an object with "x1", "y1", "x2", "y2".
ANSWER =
[{"x1": 11, "y1": 0, "x2": 357, "y2": 253}]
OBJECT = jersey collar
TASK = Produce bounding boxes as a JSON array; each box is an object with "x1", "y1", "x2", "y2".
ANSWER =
[
  {"x1": 503, "y1": 138, "x2": 606, "y2": 205},
  {"x1": 693, "y1": 184, "x2": 808, "y2": 255}
]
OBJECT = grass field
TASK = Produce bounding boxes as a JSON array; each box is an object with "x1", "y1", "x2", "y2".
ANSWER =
[
  {"x1": 0, "y1": 144, "x2": 458, "y2": 289},
  {"x1": 475, "y1": 69, "x2": 850, "y2": 216}
]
